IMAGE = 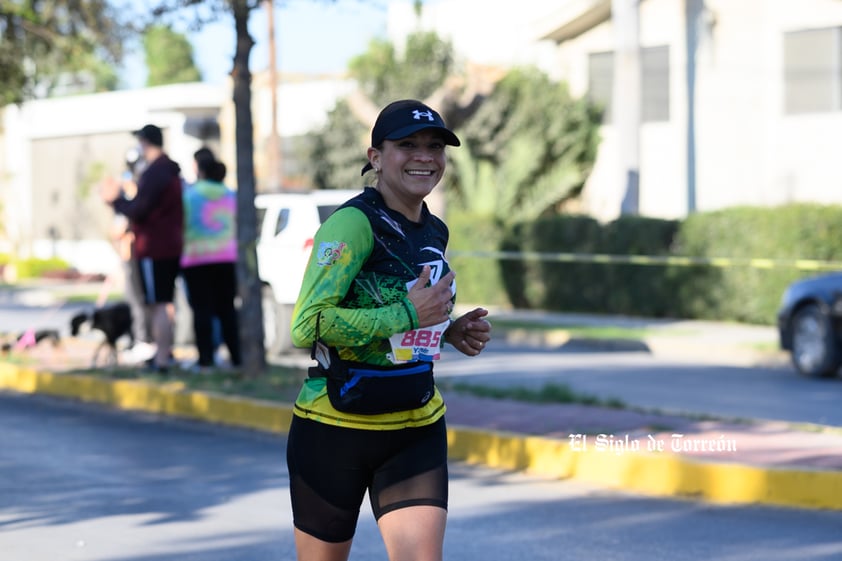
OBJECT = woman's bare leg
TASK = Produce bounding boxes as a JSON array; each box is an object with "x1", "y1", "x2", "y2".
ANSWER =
[
  {"x1": 294, "y1": 528, "x2": 353, "y2": 561},
  {"x1": 378, "y1": 506, "x2": 446, "y2": 561}
]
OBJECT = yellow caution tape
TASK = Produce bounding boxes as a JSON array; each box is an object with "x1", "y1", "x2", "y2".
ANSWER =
[{"x1": 447, "y1": 250, "x2": 842, "y2": 271}]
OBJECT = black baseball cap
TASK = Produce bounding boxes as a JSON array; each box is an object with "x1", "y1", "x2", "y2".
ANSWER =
[
  {"x1": 132, "y1": 124, "x2": 163, "y2": 147},
  {"x1": 361, "y1": 100, "x2": 460, "y2": 175}
]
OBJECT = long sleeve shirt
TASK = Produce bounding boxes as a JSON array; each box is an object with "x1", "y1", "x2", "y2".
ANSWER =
[
  {"x1": 112, "y1": 154, "x2": 183, "y2": 260},
  {"x1": 289, "y1": 187, "x2": 454, "y2": 429}
]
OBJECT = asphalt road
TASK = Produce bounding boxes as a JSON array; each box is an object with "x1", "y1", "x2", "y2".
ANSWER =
[
  {"x1": 436, "y1": 343, "x2": 842, "y2": 426},
  {"x1": 2, "y1": 392, "x2": 841, "y2": 561}
]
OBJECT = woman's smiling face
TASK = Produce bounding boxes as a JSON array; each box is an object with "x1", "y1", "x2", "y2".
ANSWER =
[{"x1": 373, "y1": 130, "x2": 447, "y2": 203}]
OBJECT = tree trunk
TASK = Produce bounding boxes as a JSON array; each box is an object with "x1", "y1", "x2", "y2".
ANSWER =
[{"x1": 231, "y1": 0, "x2": 266, "y2": 376}]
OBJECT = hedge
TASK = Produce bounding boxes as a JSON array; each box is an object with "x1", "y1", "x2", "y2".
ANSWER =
[
  {"x1": 671, "y1": 205, "x2": 842, "y2": 323},
  {"x1": 512, "y1": 214, "x2": 682, "y2": 317},
  {"x1": 447, "y1": 204, "x2": 842, "y2": 325},
  {"x1": 446, "y1": 212, "x2": 509, "y2": 307},
  {"x1": 0, "y1": 254, "x2": 72, "y2": 281}
]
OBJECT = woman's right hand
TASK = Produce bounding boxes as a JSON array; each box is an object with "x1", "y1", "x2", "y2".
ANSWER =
[{"x1": 407, "y1": 265, "x2": 455, "y2": 328}]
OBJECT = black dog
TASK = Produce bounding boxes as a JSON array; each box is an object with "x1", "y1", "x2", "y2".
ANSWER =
[{"x1": 70, "y1": 301, "x2": 134, "y2": 367}]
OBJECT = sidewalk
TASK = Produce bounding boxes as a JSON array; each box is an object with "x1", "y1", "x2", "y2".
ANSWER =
[
  {"x1": 0, "y1": 290, "x2": 840, "y2": 510},
  {"x1": 484, "y1": 307, "x2": 787, "y2": 367}
]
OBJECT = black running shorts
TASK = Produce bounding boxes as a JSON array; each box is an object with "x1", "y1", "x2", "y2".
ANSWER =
[
  {"x1": 138, "y1": 257, "x2": 180, "y2": 305},
  {"x1": 286, "y1": 415, "x2": 448, "y2": 543}
]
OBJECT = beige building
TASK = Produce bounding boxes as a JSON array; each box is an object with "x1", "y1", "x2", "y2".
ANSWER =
[
  {"x1": 0, "y1": 83, "x2": 224, "y2": 273},
  {"x1": 5, "y1": 0, "x2": 841, "y2": 274},
  {"x1": 0, "y1": 75, "x2": 352, "y2": 274},
  {"x1": 241, "y1": 71, "x2": 355, "y2": 190},
  {"x1": 392, "y1": 0, "x2": 842, "y2": 220},
  {"x1": 539, "y1": 0, "x2": 842, "y2": 219}
]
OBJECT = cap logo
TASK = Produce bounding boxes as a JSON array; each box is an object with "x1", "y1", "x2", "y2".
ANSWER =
[{"x1": 412, "y1": 109, "x2": 435, "y2": 122}]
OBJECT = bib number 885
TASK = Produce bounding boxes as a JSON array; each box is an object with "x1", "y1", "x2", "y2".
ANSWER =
[{"x1": 400, "y1": 329, "x2": 442, "y2": 348}]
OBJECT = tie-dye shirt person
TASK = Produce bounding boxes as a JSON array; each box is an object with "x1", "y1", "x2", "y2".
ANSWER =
[{"x1": 181, "y1": 178, "x2": 237, "y2": 268}]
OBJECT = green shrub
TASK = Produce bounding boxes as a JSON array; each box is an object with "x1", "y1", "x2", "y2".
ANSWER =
[
  {"x1": 672, "y1": 205, "x2": 842, "y2": 323},
  {"x1": 446, "y1": 211, "x2": 509, "y2": 307},
  {"x1": 528, "y1": 214, "x2": 603, "y2": 311},
  {"x1": 506, "y1": 214, "x2": 679, "y2": 316},
  {"x1": 4, "y1": 256, "x2": 72, "y2": 280},
  {"x1": 449, "y1": 203, "x2": 842, "y2": 324},
  {"x1": 598, "y1": 216, "x2": 681, "y2": 316}
]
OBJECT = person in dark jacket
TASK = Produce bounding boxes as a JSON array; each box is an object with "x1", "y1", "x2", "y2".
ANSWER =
[{"x1": 101, "y1": 124, "x2": 184, "y2": 373}]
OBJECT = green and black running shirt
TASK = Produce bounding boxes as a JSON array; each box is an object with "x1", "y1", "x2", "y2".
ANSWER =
[{"x1": 290, "y1": 187, "x2": 454, "y2": 430}]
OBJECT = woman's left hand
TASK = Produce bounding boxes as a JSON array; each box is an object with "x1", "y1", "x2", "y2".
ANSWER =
[{"x1": 445, "y1": 307, "x2": 492, "y2": 356}]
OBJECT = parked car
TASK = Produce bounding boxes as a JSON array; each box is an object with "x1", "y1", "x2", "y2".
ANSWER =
[
  {"x1": 256, "y1": 189, "x2": 361, "y2": 354},
  {"x1": 777, "y1": 272, "x2": 842, "y2": 377}
]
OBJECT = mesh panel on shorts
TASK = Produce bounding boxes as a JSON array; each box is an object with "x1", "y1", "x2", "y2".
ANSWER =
[
  {"x1": 370, "y1": 464, "x2": 448, "y2": 520},
  {"x1": 289, "y1": 473, "x2": 361, "y2": 543}
]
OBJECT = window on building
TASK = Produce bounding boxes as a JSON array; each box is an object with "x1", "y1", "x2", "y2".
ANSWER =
[
  {"x1": 784, "y1": 27, "x2": 842, "y2": 114},
  {"x1": 588, "y1": 51, "x2": 614, "y2": 121},
  {"x1": 587, "y1": 45, "x2": 671, "y2": 123}
]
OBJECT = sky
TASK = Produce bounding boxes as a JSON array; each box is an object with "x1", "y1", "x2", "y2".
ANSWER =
[{"x1": 119, "y1": 0, "x2": 390, "y2": 89}]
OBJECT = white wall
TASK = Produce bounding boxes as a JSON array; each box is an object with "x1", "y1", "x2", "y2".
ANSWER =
[
  {"x1": 549, "y1": 0, "x2": 686, "y2": 220},
  {"x1": 1, "y1": 105, "x2": 34, "y2": 257},
  {"x1": 691, "y1": 0, "x2": 842, "y2": 211},
  {"x1": 1, "y1": 77, "x2": 359, "y2": 272},
  {"x1": 252, "y1": 75, "x2": 356, "y2": 138},
  {"x1": 0, "y1": 83, "x2": 225, "y2": 272},
  {"x1": 765, "y1": 0, "x2": 842, "y2": 207},
  {"x1": 387, "y1": 0, "x2": 561, "y2": 78},
  {"x1": 549, "y1": 0, "x2": 842, "y2": 220}
]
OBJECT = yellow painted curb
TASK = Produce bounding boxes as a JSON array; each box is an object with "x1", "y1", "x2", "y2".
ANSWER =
[
  {"x1": 2, "y1": 363, "x2": 840, "y2": 511},
  {"x1": 0, "y1": 363, "x2": 294, "y2": 434},
  {"x1": 447, "y1": 426, "x2": 842, "y2": 510}
]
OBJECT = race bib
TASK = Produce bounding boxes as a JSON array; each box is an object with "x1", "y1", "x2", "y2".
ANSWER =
[
  {"x1": 389, "y1": 319, "x2": 451, "y2": 363},
  {"x1": 388, "y1": 255, "x2": 455, "y2": 363}
]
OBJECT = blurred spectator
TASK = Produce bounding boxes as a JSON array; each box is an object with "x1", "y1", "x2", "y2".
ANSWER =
[
  {"x1": 180, "y1": 147, "x2": 241, "y2": 370},
  {"x1": 101, "y1": 124, "x2": 183, "y2": 373},
  {"x1": 105, "y1": 148, "x2": 154, "y2": 363}
]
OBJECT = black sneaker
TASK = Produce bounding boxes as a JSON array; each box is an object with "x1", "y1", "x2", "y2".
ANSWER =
[
  {"x1": 182, "y1": 361, "x2": 214, "y2": 375},
  {"x1": 142, "y1": 358, "x2": 170, "y2": 375},
  {"x1": 144, "y1": 353, "x2": 176, "y2": 368}
]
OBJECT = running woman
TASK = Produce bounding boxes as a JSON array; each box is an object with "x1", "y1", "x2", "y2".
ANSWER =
[{"x1": 287, "y1": 99, "x2": 492, "y2": 561}]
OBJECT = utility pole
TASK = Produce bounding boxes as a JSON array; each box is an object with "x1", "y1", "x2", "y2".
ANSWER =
[
  {"x1": 264, "y1": 0, "x2": 282, "y2": 191},
  {"x1": 612, "y1": 0, "x2": 641, "y2": 215}
]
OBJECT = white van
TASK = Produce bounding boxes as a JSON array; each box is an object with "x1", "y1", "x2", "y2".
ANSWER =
[{"x1": 256, "y1": 189, "x2": 361, "y2": 354}]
